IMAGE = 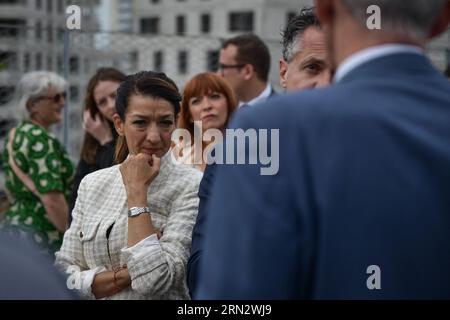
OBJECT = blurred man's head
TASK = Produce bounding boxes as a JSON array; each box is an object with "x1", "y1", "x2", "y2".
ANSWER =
[
  {"x1": 280, "y1": 7, "x2": 331, "y2": 91},
  {"x1": 315, "y1": 0, "x2": 450, "y2": 72},
  {"x1": 218, "y1": 34, "x2": 271, "y2": 103}
]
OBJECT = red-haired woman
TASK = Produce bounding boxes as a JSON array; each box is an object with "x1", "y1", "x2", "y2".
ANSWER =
[{"x1": 176, "y1": 72, "x2": 238, "y2": 171}]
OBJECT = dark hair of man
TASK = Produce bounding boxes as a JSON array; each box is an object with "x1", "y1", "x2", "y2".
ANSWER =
[
  {"x1": 281, "y1": 7, "x2": 321, "y2": 62},
  {"x1": 222, "y1": 34, "x2": 271, "y2": 82},
  {"x1": 114, "y1": 71, "x2": 181, "y2": 163}
]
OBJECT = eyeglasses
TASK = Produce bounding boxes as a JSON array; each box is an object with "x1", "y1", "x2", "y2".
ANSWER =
[
  {"x1": 218, "y1": 63, "x2": 246, "y2": 70},
  {"x1": 37, "y1": 92, "x2": 67, "y2": 103}
]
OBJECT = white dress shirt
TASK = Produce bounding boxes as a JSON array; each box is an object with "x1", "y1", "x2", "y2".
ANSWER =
[
  {"x1": 238, "y1": 84, "x2": 273, "y2": 108},
  {"x1": 334, "y1": 44, "x2": 424, "y2": 83}
]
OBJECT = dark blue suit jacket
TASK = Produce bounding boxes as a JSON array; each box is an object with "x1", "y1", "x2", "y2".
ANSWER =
[
  {"x1": 0, "y1": 233, "x2": 77, "y2": 299},
  {"x1": 195, "y1": 53, "x2": 450, "y2": 299},
  {"x1": 187, "y1": 89, "x2": 277, "y2": 297}
]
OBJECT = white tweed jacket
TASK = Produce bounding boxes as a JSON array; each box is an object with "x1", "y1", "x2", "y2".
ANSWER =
[{"x1": 55, "y1": 152, "x2": 202, "y2": 300}]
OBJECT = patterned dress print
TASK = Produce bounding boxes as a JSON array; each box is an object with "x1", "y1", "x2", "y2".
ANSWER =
[{"x1": 1, "y1": 121, "x2": 74, "y2": 254}]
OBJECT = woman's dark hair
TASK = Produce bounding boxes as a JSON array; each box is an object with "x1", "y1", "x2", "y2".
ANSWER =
[
  {"x1": 80, "y1": 67, "x2": 126, "y2": 165},
  {"x1": 114, "y1": 71, "x2": 181, "y2": 163}
]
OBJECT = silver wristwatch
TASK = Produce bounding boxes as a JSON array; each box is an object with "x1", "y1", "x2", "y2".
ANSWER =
[{"x1": 128, "y1": 207, "x2": 151, "y2": 218}]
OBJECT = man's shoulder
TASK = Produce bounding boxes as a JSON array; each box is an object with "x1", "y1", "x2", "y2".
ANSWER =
[{"x1": 235, "y1": 86, "x2": 349, "y2": 128}]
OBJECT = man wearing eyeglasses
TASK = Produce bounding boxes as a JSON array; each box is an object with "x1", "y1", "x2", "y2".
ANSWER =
[{"x1": 217, "y1": 34, "x2": 275, "y2": 107}]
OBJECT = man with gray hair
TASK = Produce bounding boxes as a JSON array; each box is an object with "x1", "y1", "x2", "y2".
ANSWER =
[
  {"x1": 196, "y1": 0, "x2": 450, "y2": 299},
  {"x1": 279, "y1": 7, "x2": 331, "y2": 91}
]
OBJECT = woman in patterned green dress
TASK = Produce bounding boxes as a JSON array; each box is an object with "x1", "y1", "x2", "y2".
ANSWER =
[{"x1": 1, "y1": 71, "x2": 74, "y2": 255}]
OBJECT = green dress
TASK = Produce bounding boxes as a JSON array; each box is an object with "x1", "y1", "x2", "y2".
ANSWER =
[{"x1": 1, "y1": 121, "x2": 74, "y2": 255}]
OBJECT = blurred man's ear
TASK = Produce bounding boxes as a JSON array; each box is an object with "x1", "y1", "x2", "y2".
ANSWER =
[
  {"x1": 429, "y1": 0, "x2": 450, "y2": 39},
  {"x1": 314, "y1": 0, "x2": 335, "y2": 27},
  {"x1": 242, "y1": 64, "x2": 254, "y2": 81},
  {"x1": 279, "y1": 59, "x2": 288, "y2": 89}
]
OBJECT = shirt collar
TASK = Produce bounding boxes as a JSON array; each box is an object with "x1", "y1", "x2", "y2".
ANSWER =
[
  {"x1": 238, "y1": 84, "x2": 273, "y2": 108},
  {"x1": 334, "y1": 44, "x2": 424, "y2": 83}
]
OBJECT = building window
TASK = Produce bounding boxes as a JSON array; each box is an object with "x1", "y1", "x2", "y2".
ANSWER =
[
  {"x1": 57, "y1": 55, "x2": 63, "y2": 74},
  {"x1": 176, "y1": 15, "x2": 185, "y2": 36},
  {"x1": 207, "y1": 50, "x2": 219, "y2": 72},
  {"x1": 200, "y1": 13, "x2": 211, "y2": 34},
  {"x1": 57, "y1": 27, "x2": 64, "y2": 41},
  {"x1": 35, "y1": 21, "x2": 42, "y2": 39},
  {"x1": 130, "y1": 51, "x2": 138, "y2": 71},
  {"x1": 57, "y1": 0, "x2": 63, "y2": 13},
  {"x1": 35, "y1": 52, "x2": 42, "y2": 69},
  {"x1": 0, "y1": 87, "x2": 14, "y2": 105},
  {"x1": 0, "y1": 51, "x2": 18, "y2": 71},
  {"x1": 23, "y1": 52, "x2": 30, "y2": 72},
  {"x1": 47, "y1": 55, "x2": 53, "y2": 70},
  {"x1": 69, "y1": 56, "x2": 79, "y2": 74},
  {"x1": 84, "y1": 57, "x2": 90, "y2": 74},
  {"x1": 154, "y1": 51, "x2": 163, "y2": 72},
  {"x1": 177, "y1": 50, "x2": 188, "y2": 75},
  {"x1": 140, "y1": 17, "x2": 160, "y2": 34},
  {"x1": 150, "y1": 0, "x2": 160, "y2": 3},
  {"x1": 36, "y1": 0, "x2": 42, "y2": 9},
  {"x1": 47, "y1": 24, "x2": 53, "y2": 43},
  {"x1": 229, "y1": 11, "x2": 254, "y2": 32},
  {"x1": 0, "y1": 19, "x2": 26, "y2": 37},
  {"x1": 46, "y1": 0, "x2": 52, "y2": 13},
  {"x1": 69, "y1": 85, "x2": 79, "y2": 102}
]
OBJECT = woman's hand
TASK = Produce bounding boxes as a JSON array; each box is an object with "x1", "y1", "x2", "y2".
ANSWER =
[
  {"x1": 91, "y1": 268, "x2": 131, "y2": 299},
  {"x1": 83, "y1": 110, "x2": 113, "y2": 146},
  {"x1": 119, "y1": 154, "x2": 161, "y2": 205}
]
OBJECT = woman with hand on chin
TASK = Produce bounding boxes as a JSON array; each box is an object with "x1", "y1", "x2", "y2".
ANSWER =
[{"x1": 56, "y1": 71, "x2": 202, "y2": 299}]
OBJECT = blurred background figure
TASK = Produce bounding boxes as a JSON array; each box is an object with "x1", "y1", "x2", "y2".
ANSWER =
[
  {"x1": 176, "y1": 72, "x2": 238, "y2": 171},
  {"x1": 0, "y1": 232, "x2": 77, "y2": 299},
  {"x1": 279, "y1": 7, "x2": 331, "y2": 91},
  {"x1": 1, "y1": 71, "x2": 74, "y2": 256},
  {"x1": 445, "y1": 64, "x2": 450, "y2": 79},
  {"x1": 218, "y1": 34, "x2": 275, "y2": 107},
  {"x1": 69, "y1": 68, "x2": 126, "y2": 221}
]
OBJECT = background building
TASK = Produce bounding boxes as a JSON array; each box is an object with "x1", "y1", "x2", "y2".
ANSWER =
[
  {"x1": 0, "y1": 0, "x2": 100, "y2": 190},
  {"x1": 103, "y1": 0, "x2": 314, "y2": 90}
]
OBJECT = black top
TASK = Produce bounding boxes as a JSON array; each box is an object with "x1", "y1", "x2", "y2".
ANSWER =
[{"x1": 68, "y1": 138, "x2": 116, "y2": 224}]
